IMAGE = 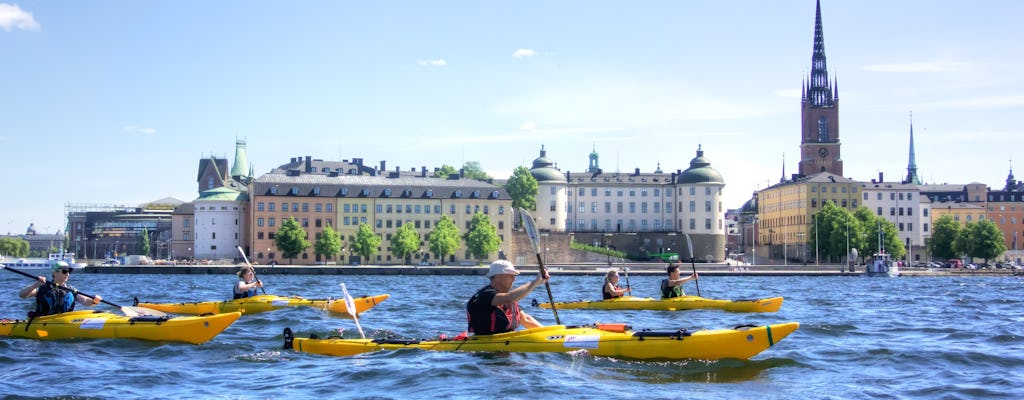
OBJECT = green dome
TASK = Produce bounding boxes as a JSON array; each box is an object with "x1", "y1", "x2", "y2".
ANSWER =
[
  {"x1": 529, "y1": 146, "x2": 567, "y2": 183},
  {"x1": 677, "y1": 146, "x2": 724, "y2": 184},
  {"x1": 198, "y1": 186, "x2": 248, "y2": 202}
]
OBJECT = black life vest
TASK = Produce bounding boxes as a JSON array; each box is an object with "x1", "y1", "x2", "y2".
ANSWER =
[{"x1": 466, "y1": 285, "x2": 519, "y2": 335}]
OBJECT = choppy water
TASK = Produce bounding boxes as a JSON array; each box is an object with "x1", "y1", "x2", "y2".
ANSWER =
[{"x1": 1, "y1": 270, "x2": 1022, "y2": 399}]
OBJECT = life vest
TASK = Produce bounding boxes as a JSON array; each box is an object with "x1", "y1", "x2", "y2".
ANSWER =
[
  {"x1": 35, "y1": 284, "x2": 76, "y2": 316},
  {"x1": 466, "y1": 285, "x2": 519, "y2": 335},
  {"x1": 603, "y1": 284, "x2": 623, "y2": 300},
  {"x1": 661, "y1": 279, "x2": 684, "y2": 299},
  {"x1": 233, "y1": 282, "x2": 258, "y2": 299}
]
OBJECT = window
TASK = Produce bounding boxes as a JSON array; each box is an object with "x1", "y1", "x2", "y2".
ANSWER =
[
  {"x1": 315, "y1": 203, "x2": 322, "y2": 212},
  {"x1": 302, "y1": 203, "x2": 309, "y2": 212},
  {"x1": 313, "y1": 187, "x2": 321, "y2": 196},
  {"x1": 326, "y1": 203, "x2": 333, "y2": 213},
  {"x1": 257, "y1": 202, "x2": 265, "y2": 211},
  {"x1": 268, "y1": 218, "x2": 276, "y2": 227}
]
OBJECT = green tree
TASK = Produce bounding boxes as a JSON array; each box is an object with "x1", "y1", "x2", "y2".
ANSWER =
[
  {"x1": 967, "y1": 219, "x2": 1006, "y2": 263},
  {"x1": 275, "y1": 217, "x2": 311, "y2": 264},
  {"x1": 463, "y1": 212, "x2": 501, "y2": 261},
  {"x1": 138, "y1": 227, "x2": 151, "y2": 256},
  {"x1": 953, "y1": 221, "x2": 974, "y2": 259},
  {"x1": 314, "y1": 224, "x2": 343, "y2": 263},
  {"x1": 432, "y1": 164, "x2": 457, "y2": 178},
  {"x1": 351, "y1": 223, "x2": 381, "y2": 263},
  {"x1": 428, "y1": 215, "x2": 461, "y2": 264},
  {"x1": 505, "y1": 166, "x2": 538, "y2": 213},
  {"x1": 928, "y1": 215, "x2": 960, "y2": 260},
  {"x1": 390, "y1": 223, "x2": 422, "y2": 264},
  {"x1": 461, "y1": 161, "x2": 492, "y2": 181},
  {"x1": 0, "y1": 237, "x2": 30, "y2": 257}
]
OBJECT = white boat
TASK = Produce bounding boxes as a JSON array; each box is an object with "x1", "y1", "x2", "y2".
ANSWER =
[
  {"x1": 866, "y1": 252, "x2": 899, "y2": 277},
  {"x1": 0, "y1": 252, "x2": 87, "y2": 272}
]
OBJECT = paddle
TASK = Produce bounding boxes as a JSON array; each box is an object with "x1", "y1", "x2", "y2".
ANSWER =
[
  {"x1": 2, "y1": 265, "x2": 166, "y2": 317},
  {"x1": 620, "y1": 258, "x2": 632, "y2": 295},
  {"x1": 339, "y1": 283, "x2": 365, "y2": 339},
  {"x1": 237, "y1": 246, "x2": 267, "y2": 294},
  {"x1": 684, "y1": 234, "x2": 701, "y2": 297},
  {"x1": 517, "y1": 208, "x2": 561, "y2": 325}
]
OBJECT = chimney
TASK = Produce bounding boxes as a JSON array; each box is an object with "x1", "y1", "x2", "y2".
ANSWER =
[
  {"x1": 878, "y1": 172, "x2": 884, "y2": 183},
  {"x1": 305, "y1": 156, "x2": 312, "y2": 172},
  {"x1": 634, "y1": 167, "x2": 640, "y2": 175},
  {"x1": 421, "y1": 166, "x2": 427, "y2": 177},
  {"x1": 380, "y1": 160, "x2": 386, "y2": 173}
]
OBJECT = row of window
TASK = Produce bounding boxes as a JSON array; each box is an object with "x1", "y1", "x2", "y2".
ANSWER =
[
  {"x1": 570, "y1": 219, "x2": 676, "y2": 231},
  {"x1": 569, "y1": 201, "x2": 722, "y2": 214},
  {"x1": 256, "y1": 202, "x2": 507, "y2": 216},
  {"x1": 268, "y1": 186, "x2": 500, "y2": 199},
  {"x1": 863, "y1": 192, "x2": 913, "y2": 201},
  {"x1": 811, "y1": 185, "x2": 857, "y2": 194},
  {"x1": 256, "y1": 202, "x2": 334, "y2": 213},
  {"x1": 564, "y1": 186, "x2": 720, "y2": 197}
]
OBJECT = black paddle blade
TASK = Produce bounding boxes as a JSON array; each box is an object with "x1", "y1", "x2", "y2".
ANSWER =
[{"x1": 282, "y1": 327, "x2": 294, "y2": 350}]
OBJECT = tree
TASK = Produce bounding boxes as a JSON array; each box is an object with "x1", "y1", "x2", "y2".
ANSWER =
[
  {"x1": 138, "y1": 227, "x2": 151, "y2": 256},
  {"x1": 463, "y1": 212, "x2": 501, "y2": 261},
  {"x1": 967, "y1": 219, "x2": 1006, "y2": 263},
  {"x1": 953, "y1": 221, "x2": 974, "y2": 260},
  {"x1": 390, "y1": 223, "x2": 422, "y2": 264},
  {"x1": 275, "y1": 217, "x2": 311, "y2": 264},
  {"x1": 505, "y1": 166, "x2": 538, "y2": 212},
  {"x1": 351, "y1": 223, "x2": 381, "y2": 263},
  {"x1": 432, "y1": 164, "x2": 457, "y2": 178},
  {"x1": 0, "y1": 237, "x2": 30, "y2": 258},
  {"x1": 314, "y1": 224, "x2": 343, "y2": 263},
  {"x1": 929, "y1": 215, "x2": 959, "y2": 260},
  {"x1": 461, "y1": 161, "x2": 492, "y2": 181},
  {"x1": 428, "y1": 215, "x2": 461, "y2": 264}
]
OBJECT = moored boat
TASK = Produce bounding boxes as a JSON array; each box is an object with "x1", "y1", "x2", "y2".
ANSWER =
[
  {"x1": 0, "y1": 310, "x2": 241, "y2": 344},
  {"x1": 283, "y1": 322, "x2": 799, "y2": 361},
  {"x1": 866, "y1": 252, "x2": 899, "y2": 277},
  {"x1": 135, "y1": 293, "x2": 390, "y2": 316},
  {"x1": 537, "y1": 295, "x2": 783, "y2": 312},
  {"x1": 0, "y1": 252, "x2": 86, "y2": 272}
]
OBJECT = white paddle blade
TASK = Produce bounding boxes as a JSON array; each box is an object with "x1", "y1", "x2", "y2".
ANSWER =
[
  {"x1": 684, "y1": 234, "x2": 694, "y2": 261},
  {"x1": 518, "y1": 208, "x2": 542, "y2": 254},
  {"x1": 339, "y1": 283, "x2": 365, "y2": 339}
]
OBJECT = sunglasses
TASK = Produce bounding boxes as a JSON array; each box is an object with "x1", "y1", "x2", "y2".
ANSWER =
[{"x1": 56, "y1": 268, "x2": 72, "y2": 274}]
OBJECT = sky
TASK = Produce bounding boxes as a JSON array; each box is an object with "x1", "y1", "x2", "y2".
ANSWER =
[{"x1": 2, "y1": 1, "x2": 1023, "y2": 236}]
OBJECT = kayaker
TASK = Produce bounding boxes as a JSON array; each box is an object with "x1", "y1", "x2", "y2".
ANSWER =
[
  {"x1": 466, "y1": 260, "x2": 549, "y2": 335},
  {"x1": 602, "y1": 270, "x2": 631, "y2": 299},
  {"x1": 18, "y1": 261, "x2": 101, "y2": 317},
  {"x1": 233, "y1": 267, "x2": 263, "y2": 299},
  {"x1": 660, "y1": 264, "x2": 699, "y2": 299}
]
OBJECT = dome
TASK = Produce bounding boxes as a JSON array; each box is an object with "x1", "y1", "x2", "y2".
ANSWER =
[
  {"x1": 677, "y1": 146, "x2": 724, "y2": 184},
  {"x1": 529, "y1": 146, "x2": 567, "y2": 183}
]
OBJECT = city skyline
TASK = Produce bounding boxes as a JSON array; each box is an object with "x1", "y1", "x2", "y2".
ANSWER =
[{"x1": 2, "y1": 1, "x2": 1022, "y2": 235}]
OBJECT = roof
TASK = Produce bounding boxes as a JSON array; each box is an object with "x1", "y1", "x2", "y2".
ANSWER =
[
  {"x1": 197, "y1": 187, "x2": 249, "y2": 202},
  {"x1": 252, "y1": 173, "x2": 509, "y2": 200},
  {"x1": 677, "y1": 147, "x2": 724, "y2": 184}
]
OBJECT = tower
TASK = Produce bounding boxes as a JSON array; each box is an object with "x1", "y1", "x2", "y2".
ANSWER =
[
  {"x1": 587, "y1": 144, "x2": 601, "y2": 173},
  {"x1": 798, "y1": 0, "x2": 843, "y2": 177},
  {"x1": 230, "y1": 139, "x2": 250, "y2": 181},
  {"x1": 904, "y1": 113, "x2": 922, "y2": 185}
]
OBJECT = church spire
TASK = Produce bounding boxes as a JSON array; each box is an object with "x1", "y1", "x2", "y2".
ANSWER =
[
  {"x1": 905, "y1": 112, "x2": 921, "y2": 184},
  {"x1": 806, "y1": 0, "x2": 836, "y2": 108}
]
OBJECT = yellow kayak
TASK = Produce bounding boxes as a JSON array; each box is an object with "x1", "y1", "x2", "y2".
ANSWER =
[
  {"x1": 283, "y1": 322, "x2": 799, "y2": 361},
  {"x1": 537, "y1": 295, "x2": 783, "y2": 312},
  {"x1": 136, "y1": 294, "x2": 389, "y2": 316},
  {"x1": 0, "y1": 310, "x2": 240, "y2": 344}
]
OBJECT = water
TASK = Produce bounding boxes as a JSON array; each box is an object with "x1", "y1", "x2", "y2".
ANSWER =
[{"x1": 1, "y1": 271, "x2": 1022, "y2": 399}]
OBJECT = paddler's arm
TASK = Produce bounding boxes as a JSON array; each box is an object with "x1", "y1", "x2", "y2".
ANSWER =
[
  {"x1": 492, "y1": 272, "x2": 549, "y2": 306},
  {"x1": 519, "y1": 310, "x2": 542, "y2": 329},
  {"x1": 18, "y1": 276, "x2": 46, "y2": 298},
  {"x1": 666, "y1": 272, "x2": 699, "y2": 287}
]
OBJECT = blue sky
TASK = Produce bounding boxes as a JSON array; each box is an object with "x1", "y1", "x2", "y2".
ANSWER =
[{"x1": 2, "y1": 1, "x2": 1022, "y2": 236}]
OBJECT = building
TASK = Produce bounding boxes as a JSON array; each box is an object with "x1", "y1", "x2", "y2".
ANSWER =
[
  {"x1": 66, "y1": 200, "x2": 179, "y2": 261},
  {"x1": 798, "y1": 0, "x2": 843, "y2": 178},
  {"x1": 249, "y1": 166, "x2": 512, "y2": 265},
  {"x1": 757, "y1": 172, "x2": 860, "y2": 264},
  {"x1": 859, "y1": 175, "x2": 931, "y2": 263},
  {"x1": 529, "y1": 145, "x2": 728, "y2": 262}
]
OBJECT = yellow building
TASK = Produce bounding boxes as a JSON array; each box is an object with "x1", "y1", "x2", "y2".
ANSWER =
[
  {"x1": 757, "y1": 172, "x2": 859, "y2": 263},
  {"x1": 250, "y1": 173, "x2": 512, "y2": 265},
  {"x1": 929, "y1": 202, "x2": 987, "y2": 228}
]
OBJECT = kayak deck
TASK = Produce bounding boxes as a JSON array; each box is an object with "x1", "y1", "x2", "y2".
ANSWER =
[
  {"x1": 0, "y1": 310, "x2": 241, "y2": 344},
  {"x1": 136, "y1": 294, "x2": 390, "y2": 316},
  {"x1": 538, "y1": 295, "x2": 783, "y2": 312},
  {"x1": 284, "y1": 322, "x2": 799, "y2": 361}
]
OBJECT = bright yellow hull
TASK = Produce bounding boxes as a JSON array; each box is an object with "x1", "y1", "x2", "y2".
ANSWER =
[
  {"x1": 137, "y1": 294, "x2": 389, "y2": 316},
  {"x1": 538, "y1": 295, "x2": 783, "y2": 312},
  {"x1": 0, "y1": 310, "x2": 240, "y2": 344},
  {"x1": 285, "y1": 322, "x2": 799, "y2": 361}
]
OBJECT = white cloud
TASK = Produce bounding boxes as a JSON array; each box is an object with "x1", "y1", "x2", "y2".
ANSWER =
[
  {"x1": 862, "y1": 62, "x2": 969, "y2": 73},
  {"x1": 520, "y1": 121, "x2": 536, "y2": 132},
  {"x1": 513, "y1": 49, "x2": 536, "y2": 59},
  {"x1": 921, "y1": 95, "x2": 1024, "y2": 110},
  {"x1": 0, "y1": 3, "x2": 39, "y2": 32},
  {"x1": 124, "y1": 126, "x2": 157, "y2": 135},
  {"x1": 417, "y1": 59, "x2": 447, "y2": 67}
]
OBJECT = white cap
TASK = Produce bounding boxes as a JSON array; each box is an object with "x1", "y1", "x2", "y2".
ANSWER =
[{"x1": 485, "y1": 260, "x2": 520, "y2": 278}]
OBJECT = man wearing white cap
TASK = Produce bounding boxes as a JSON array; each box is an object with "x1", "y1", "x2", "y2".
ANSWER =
[{"x1": 466, "y1": 260, "x2": 549, "y2": 335}]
